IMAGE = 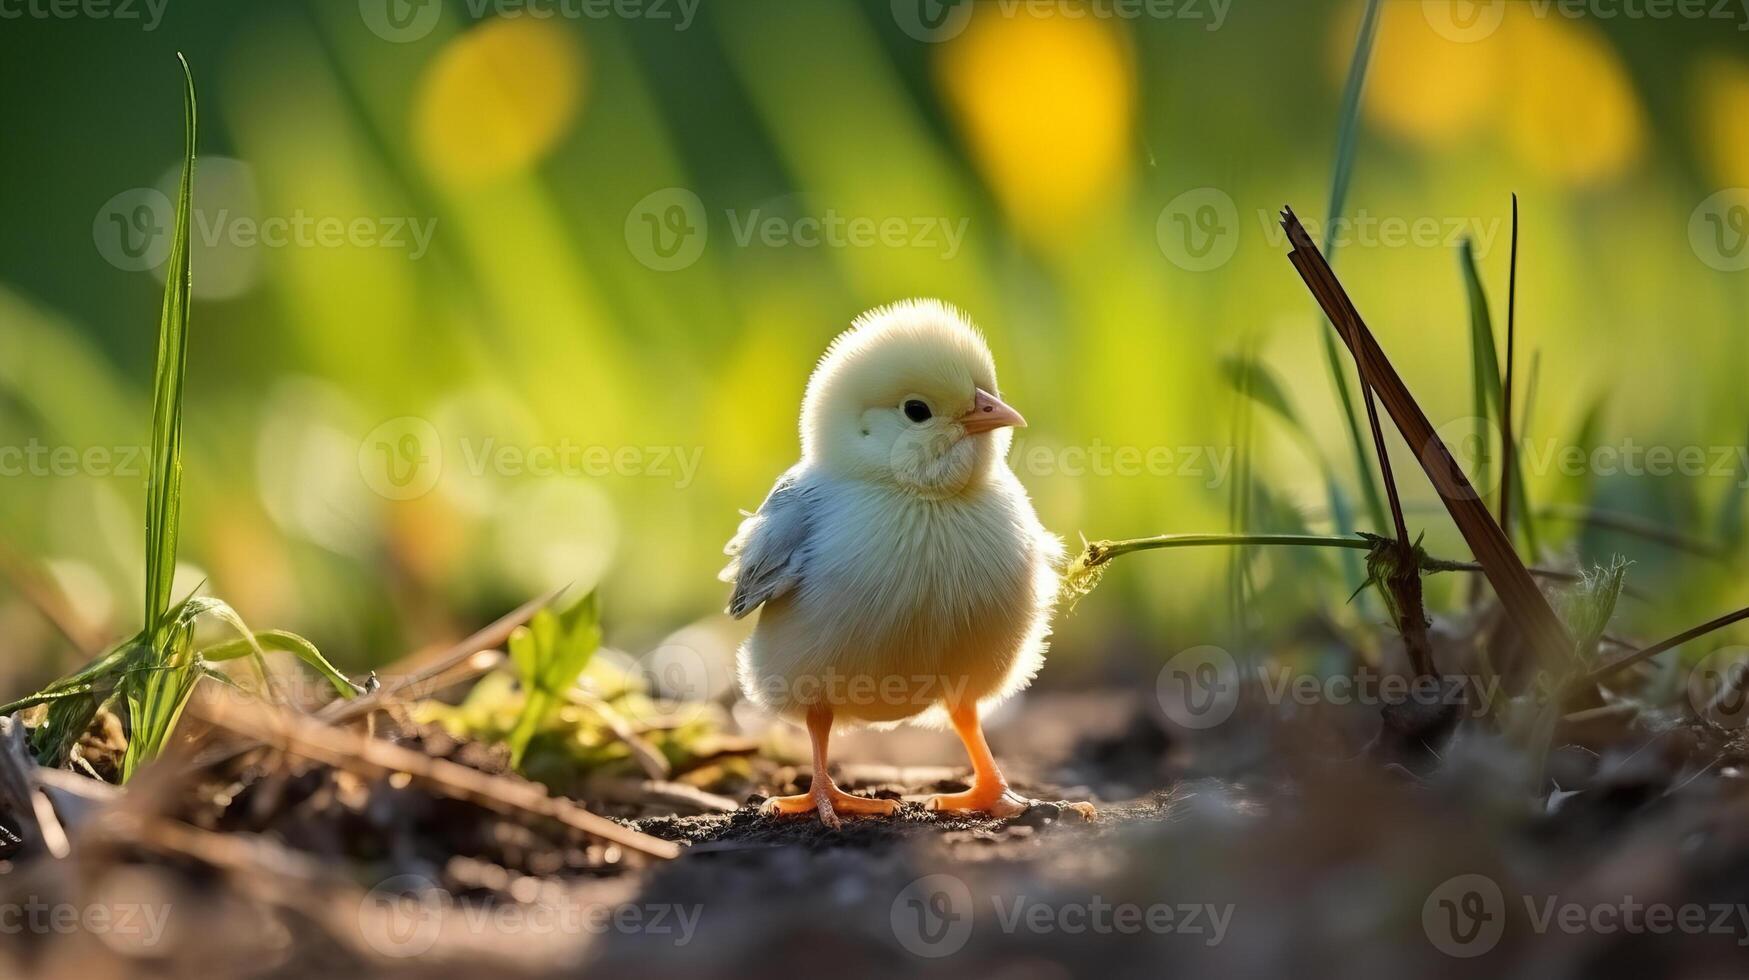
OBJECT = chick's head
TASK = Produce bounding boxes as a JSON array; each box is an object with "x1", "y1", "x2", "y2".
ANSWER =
[{"x1": 802, "y1": 299, "x2": 1025, "y2": 497}]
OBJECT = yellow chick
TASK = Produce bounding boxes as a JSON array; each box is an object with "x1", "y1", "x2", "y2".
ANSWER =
[{"x1": 722, "y1": 299, "x2": 1092, "y2": 826}]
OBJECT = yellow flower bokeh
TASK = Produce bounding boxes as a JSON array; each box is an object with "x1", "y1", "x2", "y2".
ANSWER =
[
  {"x1": 1337, "y1": 0, "x2": 1502, "y2": 148},
  {"x1": 935, "y1": 5, "x2": 1135, "y2": 247},
  {"x1": 1692, "y1": 53, "x2": 1749, "y2": 187},
  {"x1": 413, "y1": 17, "x2": 586, "y2": 187},
  {"x1": 1500, "y1": 11, "x2": 1644, "y2": 187},
  {"x1": 1337, "y1": 3, "x2": 1644, "y2": 188}
]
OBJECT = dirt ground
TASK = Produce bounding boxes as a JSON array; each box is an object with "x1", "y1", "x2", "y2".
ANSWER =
[{"x1": 6, "y1": 680, "x2": 1749, "y2": 979}]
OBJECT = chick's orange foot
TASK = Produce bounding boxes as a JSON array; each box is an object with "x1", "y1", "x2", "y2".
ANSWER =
[
  {"x1": 760, "y1": 783, "x2": 900, "y2": 829},
  {"x1": 925, "y1": 787, "x2": 1097, "y2": 822}
]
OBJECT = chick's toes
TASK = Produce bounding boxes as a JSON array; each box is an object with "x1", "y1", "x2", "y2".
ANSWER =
[
  {"x1": 925, "y1": 786, "x2": 1031, "y2": 820},
  {"x1": 761, "y1": 784, "x2": 899, "y2": 828}
]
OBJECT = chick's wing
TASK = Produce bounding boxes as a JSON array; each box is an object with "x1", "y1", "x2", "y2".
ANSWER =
[{"x1": 720, "y1": 466, "x2": 815, "y2": 618}]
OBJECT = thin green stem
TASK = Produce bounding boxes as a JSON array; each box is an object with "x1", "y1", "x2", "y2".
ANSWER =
[
  {"x1": 1078, "y1": 532, "x2": 1588, "y2": 588},
  {"x1": 1586, "y1": 605, "x2": 1749, "y2": 682},
  {"x1": 1319, "y1": 0, "x2": 1389, "y2": 535}
]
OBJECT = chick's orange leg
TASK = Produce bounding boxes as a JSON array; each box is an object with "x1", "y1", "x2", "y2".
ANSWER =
[
  {"x1": 760, "y1": 705, "x2": 899, "y2": 829},
  {"x1": 927, "y1": 701, "x2": 1096, "y2": 821}
]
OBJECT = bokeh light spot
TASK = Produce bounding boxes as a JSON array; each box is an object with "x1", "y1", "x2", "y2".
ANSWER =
[
  {"x1": 413, "y1": 17, "x2": 586, "y2": 187},
  {"x1": 935, "y1": 4, "x2": 1134, "y2": 246}
]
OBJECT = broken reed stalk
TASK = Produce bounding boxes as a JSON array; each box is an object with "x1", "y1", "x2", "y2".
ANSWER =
[{"x1": 1278, "y1": 207, "x2": 1577, "y2": 663}]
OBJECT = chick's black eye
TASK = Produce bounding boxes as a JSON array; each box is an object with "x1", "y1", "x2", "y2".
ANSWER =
[{"x1": 902, "y1": 399, "x2": 932, "y2": 423}]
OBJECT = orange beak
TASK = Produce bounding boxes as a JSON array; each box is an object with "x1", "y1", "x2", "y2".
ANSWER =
[{"x1": 960, "y1": 387, "x2": 1026, "y2": 434}]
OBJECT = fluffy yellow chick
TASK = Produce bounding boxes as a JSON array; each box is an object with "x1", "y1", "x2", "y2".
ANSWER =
[{"x1": 722, "y1": 299, "x2": 1092, "y2": 826}]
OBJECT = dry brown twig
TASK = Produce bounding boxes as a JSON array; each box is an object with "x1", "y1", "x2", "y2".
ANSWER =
[
  {"x1": 1279, "y1": 207, "x2": 1577, "y2": 664},
  {"x1": 187, "y1": 688, "x2": 681, "y2": 860},
  {"x1": 320, "y1": 586, "x2": 565, "y2": 724}
]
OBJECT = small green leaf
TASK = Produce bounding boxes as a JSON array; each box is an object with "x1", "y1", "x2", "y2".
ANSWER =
[
  {"x1": 504, "y1": 590, "x2": 602, "y2": 768},
  {"x1": 198, "y1": 629, "x2": 361, "y2": 700}
]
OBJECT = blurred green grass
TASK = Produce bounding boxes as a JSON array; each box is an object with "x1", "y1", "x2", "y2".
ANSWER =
[{"x1": 0, "y1": 0, "x2": 1745, "y2": 690}]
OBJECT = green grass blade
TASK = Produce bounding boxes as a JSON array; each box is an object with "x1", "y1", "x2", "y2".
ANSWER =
[
  {"x1": 143, "y1": 54, "x2": 197, "y2": 637},
  {"x1": 198, "y1": 629, "x2": 362, "y2": 699},
  {"x1": 1220, "y1": 354, "x2": 1365, "y2": 587},
  {"x1": 1459, "y1": 239, "x2": 1538, "y2": 556},
  {"x1": 1317, "y1": 0, "x2": 1389, "y2": 535},
  {"x1": 121, "y1": 55, "x2": 199, "y2": 782},
  {"x1": 121, "y1": 624, "x2": 202, "y2": 781},
  {"x1": 1548, "y1": 393, "x2": 1604, "y2": 508}
]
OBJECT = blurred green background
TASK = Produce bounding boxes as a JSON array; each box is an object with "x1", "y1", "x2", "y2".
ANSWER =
[{"x1": 1, "y1": 0, "x2": 1745, "y2": 696}]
